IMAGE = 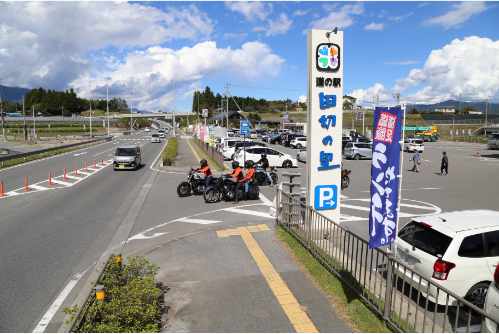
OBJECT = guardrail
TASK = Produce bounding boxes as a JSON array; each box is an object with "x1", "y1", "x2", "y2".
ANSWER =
[
  {"x1": 276, "y1": 175, "x2": 498, "y2": 333},
  {"x1": 0, "y1": 136, "x2": 112, "y2": 167}
]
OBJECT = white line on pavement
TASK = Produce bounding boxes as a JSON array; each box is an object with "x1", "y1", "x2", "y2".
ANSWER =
[
  {"x1": 29, "y1": 184, "x2": 49, "y2": 191},
  {"x1": 173, "y1": 218, "x2": 223, "y2": 225},
  {"x1": 64, "y1": 174, "x2": 82, "y2": 180},
  {"x1": 223, "y1": 207, "x2": 274, "y2": 219},
  {"x1": 50, "y1": 179, "x2": 73, "y2": 186},
  {"x1": 259, "y1": 192, "x2": 273, "y2": 206},
  {"x1": 32, "y1": 271, "x2": 86, "y2": 333}
]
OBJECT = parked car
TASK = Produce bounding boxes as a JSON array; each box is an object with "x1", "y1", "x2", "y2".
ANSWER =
[
  {"x1": 282, "y1": 133, "x2": 303, "y2": 147},
  {"x1": 269, "y1": 133, "x2": 283, "y2": 144},
  {"x1": 158, "y1": 129, "x2": 166, "y2": 138},
  {"x1": 234, "y1": 146, "x2": 297, "y2": 168},
  {"x1": 297, "y1": 149, "x2": 307, "y2": 163},
  {"x1": 487, "y1": 133, "x2": 499, "y2": 150},
  {"x1": 405, "y1": 138, "x2": 424, "y2": 152},
  {"x1": 151, "y1": 133, "x2": 161, "y2": 143},
  {"x1": 344, "y1": 142, "x2": 373, "y2": 160},
  {"x1": 233, "y1": 141, "x2": 267, "y2": 159},
  {"x1": 113, "y1": 145, "x2": 142, "y2": 170},
  {"x1": 290, "y1": 137, "x2": 307, "y2": 149},
  {"x1": 482, "y1": 263, "x2": 499, "y2": 332},
  {"x1": 396, "y1": 210, "x2": 499, "y2": 308},
  {"x1": 221, "y1": 139, "x2": 244, "y2": 160}
]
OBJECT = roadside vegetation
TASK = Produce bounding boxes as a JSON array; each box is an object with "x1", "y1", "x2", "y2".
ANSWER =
[
  {"x1": 70, "y1": 256, "x2": 165, "y2": 332},
  {"x1": 276, "y1": 226, "x2": 392, "y2": 333},
  {"x1": 161, "y1": 137, "x2": 177, "y2": 166},
  {"x1": 189, "y1": 138, "x2": 226, "y2": 171}
]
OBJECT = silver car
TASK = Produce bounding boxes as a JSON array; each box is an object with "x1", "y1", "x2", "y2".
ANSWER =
[
  {"x1": 297, "y1": 149, "x2": 306, "y2": 163},
  {"x1": 113, "y1": 145, "x2": 142, "y2": 170},
  {"x1": 344, "y1": 142, "x2": 373, "y2": 160}
]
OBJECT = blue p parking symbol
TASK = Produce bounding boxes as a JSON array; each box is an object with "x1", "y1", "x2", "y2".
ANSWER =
[{"x1": 314, "y1": 185, "x2": 338, "y2": 210}]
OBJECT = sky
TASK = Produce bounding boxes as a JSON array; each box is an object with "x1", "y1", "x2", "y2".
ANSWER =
[{"x1": 0, "y1": 1, "x2": 498, "y2": 112}]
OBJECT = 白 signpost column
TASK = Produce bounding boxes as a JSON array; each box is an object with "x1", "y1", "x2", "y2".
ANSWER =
[{"x1": 306, "y1": 29, "x2": 344, "y2": 226}]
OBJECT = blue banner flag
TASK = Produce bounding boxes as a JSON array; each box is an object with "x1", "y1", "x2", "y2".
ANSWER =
[{"x1": 368, "y1": 106, "x2": 403, "y2": 249}]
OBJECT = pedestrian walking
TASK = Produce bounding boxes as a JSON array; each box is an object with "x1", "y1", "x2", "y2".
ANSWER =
[
  {"x1": 410, "y1": 151, "x2": 422, "y2": 172},
  {"x1": 441, "y1": 151, "x2": 448, "y2": 175}
]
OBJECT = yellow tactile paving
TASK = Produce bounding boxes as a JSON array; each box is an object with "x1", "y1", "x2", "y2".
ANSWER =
[{"x1": 217, "y1": 224, "x2": 318, "y2": 333}]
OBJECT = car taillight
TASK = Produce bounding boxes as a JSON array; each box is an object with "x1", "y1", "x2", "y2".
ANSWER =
[
  {"x1": 494, "y1": 264, "x2": 499, "y2": 288},
  {"x1": 432, "y1": 259, "x2": 456, "y2": 280}
]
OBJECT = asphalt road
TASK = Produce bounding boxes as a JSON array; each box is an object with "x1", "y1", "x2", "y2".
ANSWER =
[{"x1": 0, "y1": 131, "x2": 165, "y2": 332}]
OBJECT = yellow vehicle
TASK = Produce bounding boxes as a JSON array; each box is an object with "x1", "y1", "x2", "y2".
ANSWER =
[{"x1": 416, "y1": 125, "x2": 439, "y2": 141}]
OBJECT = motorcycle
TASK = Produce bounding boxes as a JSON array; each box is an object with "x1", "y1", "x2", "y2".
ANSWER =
[
  {"x1": 254, "y1": 165, "x2": 278, "y2": 186},
  {"x1": 204, "y1": 176, "x2": 260, "y2": 203},
  {"x1": 177, "y1": 169, "x2": 207, "y2": 197},
  {"x1": 341, "y1": 169, "x2": 351, "y2": 190}
]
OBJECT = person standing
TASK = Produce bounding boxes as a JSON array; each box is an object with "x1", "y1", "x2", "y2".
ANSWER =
[
  {"x1": 441, "y1": 151, "x2": 448, "y2": 175},
  {"x1": 410, "y1": 151, "x2": 422, "y2": 172}
]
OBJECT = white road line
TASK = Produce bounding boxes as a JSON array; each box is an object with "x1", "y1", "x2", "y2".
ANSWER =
[
  {"x1": 259, "y1": 192, "x2": 273, "y2": 206},
  {"x1": 50, "y1": 179, "x2": 73, "y2": 186},
  {"x1": 340, "y1": 214, "x2": 366, "y2": 222},
  {"x1": 6, "y1": 190, "x2": 20, "y2": 196},
  {"x1": 30, "y1": 184, "x2": 49, "y2": 191},
  {"x1": 86, "y1": 167, "x2": 99, "y2": 172},
  {"x1": 73, "y1": 152, "x2": 87, "y2": 157},
  {"x1": 173, "y1": 218, "x2": 223, "y2": 225},
  {"x1": 223, "y1": 207, "x2": 274, "y2": 219},
  {"x1": 32, "y1": 271, "x2": 85, "y2": 333},
  {"x1": 77, "y1": 171, "x2": 92, "y2": 176},
  {"x1": 64, "y1": 174, "x2": 82, "y2": 180},
  {"x1": 128, "y1": 232, "x2": 168, "y2": 241},
  {"x1": 93, "y1": 147, "x2": 117, "y2": 157}
]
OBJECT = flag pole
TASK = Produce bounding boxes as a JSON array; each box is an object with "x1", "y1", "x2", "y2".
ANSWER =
[{"x1": 394, "y1": 103, "x2": 406, "y2": 257}]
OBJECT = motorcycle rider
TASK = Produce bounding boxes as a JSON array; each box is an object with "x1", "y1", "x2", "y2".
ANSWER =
[
  {"x1": 257, "y1": 154, "x2": 273, "y2": 185},
  {"x1": 237, "y1": 160, "x2": 256, "y2": 202},
  {"x1": 194, "y1": 159, "x2": 212, "y2": 186},
  {"x1": 226, "y1": 161, "x2": 244, "y2": 202}
]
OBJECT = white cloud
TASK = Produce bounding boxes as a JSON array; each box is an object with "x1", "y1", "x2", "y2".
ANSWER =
[
  {"x1": 293, "y1": 9, "x2": 309, "y2": 17},
  {"x1": 364, "y1": 22, "x2": 384, "y2": 31},
  {"x1": 310, "y1": 3, "x2": 364, "y2": 30},
  {"x1": 388, "y1": 12, "x2": 414, "y2": 22},
  {"x1": 265, "y1": 14, "x2": 293, "y2": 36},
  {"x1": 0, "y1": 2, "x2": 214, "y2": 89},
  {"x1": 223, "y1": 32, "x2": 248, "y2": 40},
  {"x1": 72, "y1": 41, "x2": 285, "y2": 111},
  {"x1": 225, "y1": 1, "x2": 271, "y2": 22},
  {"x1": 424, "y1": 2, "x2": 487, "y2": 29},
  {"x1": 395, "y1": 36, "x2": 499, "y2": 103},
  {"x1": 384, "y1": 60, "x2": 419, "y2": 65},
  {"x1": 350, "y1": 83, "x2": 392, "y2": 105},
  {"x1": 351, "y1": 36, "x2": 499, "y2": 105},
  {"x1": 298, "y1": 95, "x2": 307, "y2": 104}
]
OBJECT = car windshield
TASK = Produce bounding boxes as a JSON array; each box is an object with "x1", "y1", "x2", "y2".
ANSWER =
[
  {"x1": 414, "y1": 140, "x2": 424, "y2": 144},
  {"x1": 398, "y1": 221, "x2": 452, "y2": 257},
  {"x1": 152, "y1": 134, "x2": 159, "y2": 137},
  {"x1": 115, "y1": 148, "x2": 137, "y2": 156}
]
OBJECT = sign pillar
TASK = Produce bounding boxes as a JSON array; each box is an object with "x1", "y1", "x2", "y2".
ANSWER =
[{"x1": 306, "y1": 29, "x2": 344, "y2": 224}]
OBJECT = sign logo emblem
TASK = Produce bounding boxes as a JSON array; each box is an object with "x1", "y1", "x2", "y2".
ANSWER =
[
  {"x1": 316, "y1": 43, "x2": 340, "y2": 72},
  {"x1": 319, "y1": 92, "x2": 336, "y2": 109},
  {"x1": 314, "y1": 185, "x2": 338, "y2": 210}
]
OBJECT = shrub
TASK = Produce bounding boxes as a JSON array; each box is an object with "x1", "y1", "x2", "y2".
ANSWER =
[
  {"x1": 162, "y1": 138, "x2": 177, "y2": 166},
  {"x1": 76, "y1": 256, "x2": 163, "y2": 333}
]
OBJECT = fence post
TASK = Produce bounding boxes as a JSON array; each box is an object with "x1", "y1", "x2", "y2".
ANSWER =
[
  {"x1": 281, "y1": 172, "x2": 301, "y2": 227},
  {"x1": 383, "y1": 255, "x2": 395, "y2": 321}
]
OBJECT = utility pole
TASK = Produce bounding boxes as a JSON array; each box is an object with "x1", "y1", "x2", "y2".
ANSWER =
[
  {"x1": 106, "y1": 85, "x2": 110, "y2": 136},
  {"x1": 129, "y1": 101, "x2": 133, "y2": 132},
  {"x1": 0, "y1": 93, "x2": 5, "y2": 141},
  {"x1": 89, "y1": 100, "x2": 93, "y2": 137},
  {"x1": 32, "y1": 105, "x2": 36, "y2": 141},
  {"x1": 23, "y1": 97, "x2": 27, "y2": 142},
  {"x1": 485, "y1": 98, "x2": 488, "y2": 127}
]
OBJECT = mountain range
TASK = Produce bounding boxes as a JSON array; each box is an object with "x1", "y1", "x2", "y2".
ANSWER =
[
  {"x1": 408, "y1": 99, "x2": 499, "y2": 114},
  {"x1": 0, "y1": 85, "x2": 31, "y2": 102}
]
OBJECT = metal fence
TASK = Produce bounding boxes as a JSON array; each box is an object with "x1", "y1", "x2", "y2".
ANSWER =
[
  {"x1": 276, "y1": 185, "x2": 498, "y2": 333},
  {"x1": 192, "y1": 137, "x2": 225, "y2": 167}
]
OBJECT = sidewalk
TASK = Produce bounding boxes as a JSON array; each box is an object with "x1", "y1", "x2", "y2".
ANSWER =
[{"x1": 123, "y1": 188, "x2": 352, "y2": 332}]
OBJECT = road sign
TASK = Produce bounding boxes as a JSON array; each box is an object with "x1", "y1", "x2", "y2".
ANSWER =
[
  {"x1": 202, "y1": 108, "x2": 208, "y2": 118},
  {"x1": 306, "y1": 29, "x2": 343, "y2": 223},
  {"x1": 240, "y1": 119, "x2": 250, "y2": 136}
]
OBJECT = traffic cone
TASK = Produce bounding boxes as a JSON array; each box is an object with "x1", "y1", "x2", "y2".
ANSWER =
[
  {"x1": 24, "y1": 176, "x2": 29, "y2": 192},
  {"x1": 0, "y1": 181, "x2": 5, "y2": 197},
  {"x1": 48, "y1": 172, "x2": 53, "y2": 186}
]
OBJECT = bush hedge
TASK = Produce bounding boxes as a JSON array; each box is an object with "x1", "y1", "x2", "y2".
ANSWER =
[
  {"x1": 161, "y1": 138, "x2": 177, "y2": 166},
  {"x1": 75, "y1": 256, "x2": 164, "y2": 333}
]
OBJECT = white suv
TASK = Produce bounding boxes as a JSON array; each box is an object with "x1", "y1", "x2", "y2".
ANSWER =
[
  {"x1": 405, "y1": 138, "x2": 424, "y2": 152},
  {"x1": 290, "y1": 137, "x2": 307, "y2": 149},
  {"x1": 483, "y1": 264, "x2": 499, "y2": 332},
  {"x1": 396, "y1": 210, "x2": 499, "y2": 308},
  {"x1": 344, "y1": 142, "x2": 372, "y2": 160}
]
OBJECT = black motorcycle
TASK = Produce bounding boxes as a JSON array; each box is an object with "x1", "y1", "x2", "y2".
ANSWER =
[
  {"x1": 204, "y1": 176, "x2": 259, "y2": 203},
  {"x1": 254, "y1": 165, "x2": 278, "y2": 186},
  {"x1": 341, "y1": 169, "x2": 351, "y2": 190},
  {"x1": 177, "y1": 169, "x2": 206, "y2": 197}
]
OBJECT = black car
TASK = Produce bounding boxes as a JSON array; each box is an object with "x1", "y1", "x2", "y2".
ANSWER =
[{"x1": 282, "y1": 133, "x2": 303, "y2": 147}]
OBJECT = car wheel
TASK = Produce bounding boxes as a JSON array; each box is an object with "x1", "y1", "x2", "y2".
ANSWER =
[
  {"x1": 354, "y1": 154, "x2": 360, "y2": 160},
  {"x1": 464, "y1": 281, "x2": 490, "y2": 309},
  {"x1": 282, "y1": 160, "x2": 293, "y2": 168}
]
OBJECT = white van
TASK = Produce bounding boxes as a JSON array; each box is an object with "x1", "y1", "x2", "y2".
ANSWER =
[{"x1": 405, "y1": 138, "x2": 424, "y2": 153}]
